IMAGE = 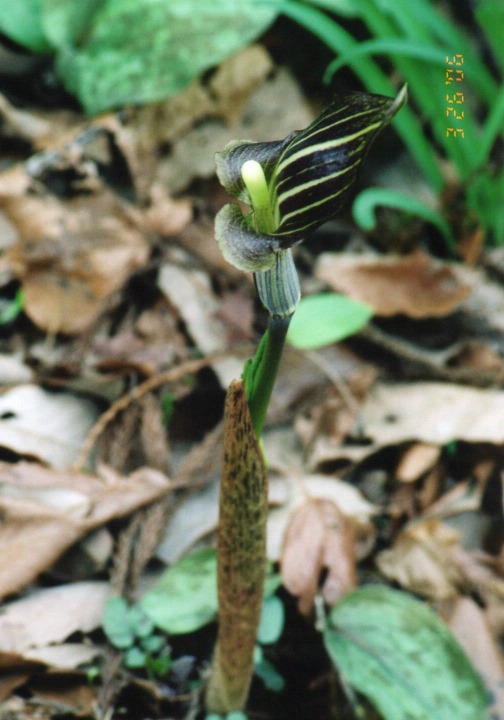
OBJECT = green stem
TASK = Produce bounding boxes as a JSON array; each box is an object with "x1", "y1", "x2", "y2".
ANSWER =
[
  {"x1": 246, "y1": 313, "x2": 291, "y2": 438},
  {"x1": 240, "y1": 158, "x2": 300, "y2": 439}
]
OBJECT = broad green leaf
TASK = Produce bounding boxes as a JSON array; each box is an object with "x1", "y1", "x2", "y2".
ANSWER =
[
  {"x1": 140, "y1": 548, "x2": 218, "y2": 634},
  {"x1": 53, "y1": 0, "x2": 277, "y2": 114},
  {"x1": 42, "y1": 0, "x2": 104, "y2": 49},
  {"x1": 257, "y1": 595, "x2": 284, "y2": 645},
  {"x1": 0, "y1": 0, "x2": 51, "y2": 52},
  {"x1": 287, "y1": 293, "x2": 373, "y2": 350},
  {"x1": 324, "y1": 586, "x2": 489, "y2": 720},
  {"x1": 128, "y1": 604, "x2": 154, "y2": 638}
]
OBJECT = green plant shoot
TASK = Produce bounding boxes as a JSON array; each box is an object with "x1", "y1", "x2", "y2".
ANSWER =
[{"x1": 209, "y1": 85, "x2": 406, "y2": 714}]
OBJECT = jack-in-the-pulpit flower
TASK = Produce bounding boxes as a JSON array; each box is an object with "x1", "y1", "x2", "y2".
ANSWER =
[{"x1": 215, "y1": 85, "x2": 407, "y2": 274}]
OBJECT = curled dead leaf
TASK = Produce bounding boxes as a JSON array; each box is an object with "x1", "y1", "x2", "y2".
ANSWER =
[{"x1": 281, "y1": 497, "x2": 356, "y2": 615}]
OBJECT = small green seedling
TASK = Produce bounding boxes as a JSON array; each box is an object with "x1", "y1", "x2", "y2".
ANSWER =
[
  {"x1": 254, "y1": 595, "x2": 285, "y2": 692},
  {"x1": 103, "y1": 596, "x2": 172, "y2": 678},
  {"x1": 161, "y1": 391, "x2": 176, "y2": 426}
]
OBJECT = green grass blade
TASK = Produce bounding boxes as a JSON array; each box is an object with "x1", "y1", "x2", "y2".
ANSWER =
[
  {"x1": 475, "y1": 0, "x2": 504, "y2": 75},
  {"x1": 325, "y1": 39, "x2": 447, "y2": 80},
  {"x1": 352, "y1": 187, "x2": 452, "y2": 245},
  {"x1": 352, "y1": 0, "x2": 476, "y2": 177},
  {"x1": 360, "y1": 0, "x2": 497, "y2": 101},
  {"x1": 478, "y1": 85, "x2": 504, "y2": 167}
]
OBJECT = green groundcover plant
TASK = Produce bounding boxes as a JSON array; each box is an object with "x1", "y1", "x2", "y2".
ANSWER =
[{"x1": 0, "y1": 0, "x2": 278, "y2": 114}]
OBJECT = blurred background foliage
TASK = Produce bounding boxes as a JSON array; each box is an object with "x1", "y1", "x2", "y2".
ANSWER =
[{"x1": 0, "y1": 0, "x2": 502, "y2": 247}]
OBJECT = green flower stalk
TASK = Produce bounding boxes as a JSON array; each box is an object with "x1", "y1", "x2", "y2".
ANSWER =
[{"x1": 207, "y1": 85, "x2": 406, "y2": 714}]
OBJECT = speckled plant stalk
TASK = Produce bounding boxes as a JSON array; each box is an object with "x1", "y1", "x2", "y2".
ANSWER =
[
  {"x1": 206, "y1": 161, "x2": 299, "y2": 713},
  {"x1": 205, "y1": 379, "x2": 268, "y2": 712}
]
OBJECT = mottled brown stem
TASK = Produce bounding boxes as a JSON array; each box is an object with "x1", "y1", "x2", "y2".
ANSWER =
[{"x1": 206, "y1": 379, "x2": 268, "y2": 713}]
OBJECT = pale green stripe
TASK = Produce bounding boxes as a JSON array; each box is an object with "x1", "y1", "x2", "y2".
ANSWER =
[
  {"x1": 279, "y1": 176, "x2": 355, "y2": 226},
  {"x1": 276, "y1": 121, "x2": 379, "y2": 174},
  {"x1": 299, "y1": 105, "x2": 379, "y2": 143},
  {"x1": 277, "y1": 162, "x2": 355, "y2": 205}
]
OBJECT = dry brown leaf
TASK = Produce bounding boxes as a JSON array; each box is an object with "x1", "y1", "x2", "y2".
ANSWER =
[
  {"x1": 307, "y1": 381, "x2": 504, "y2": 472},
  {"x1": 0, "y1": 354, "x2": 34, "y2": 385},
  {"x1": 281, "y1": 497, "x2": 356, "y2": 615},
  {"x1": 316, "y1": 250, "x2": 470, "y2": 317},
  {"x1": 156, "y1": 69, "x2": 313, "y2": 193},
  {"x1": 0, "y1": 582, "x2": 109, "y2": 668},
  {"x1": 0, "y1": 385, "x2": 99, "y2": 468},
  {"x1": 158, "y1": 262, "x2": 243, "y2": 386},
  {"x1": 2, "y1": 191, "x2": 149, "y2": 334},
  {"x1": 156, "y1": 481, "x2": 219, "y2": 564},
  {"x1": 0, "y1": 461, "x2": 171, "y2": 599},
  {"x1": 127, "y1": 182, "x2": 192, "y2": 237},
  {"x1": 361, "y1": 381, "x2": 504, "y2": 445},
  {"x1": 395, "y1": 442, "x2": 441, "y2": 483},
  {"x1": 447, "y1": 596, "x2": 504, "y2": 719},
  {"x1": 376, "y1": 519, "x2": 465, "y2": 600}
]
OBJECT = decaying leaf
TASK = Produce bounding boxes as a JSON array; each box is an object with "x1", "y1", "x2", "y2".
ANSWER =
[
  {"x1": 316, "y1": 250, "x2": 471, "y2": 318},
  {"x1": 267, "y1": 473, "x2": 377, "y2": 563},
  {"x1": 281, "y1": 497, "x2": 356, "y2": 615},
  {"x1": 0, "y1": 461, "x2": 171, "y2": 599}
]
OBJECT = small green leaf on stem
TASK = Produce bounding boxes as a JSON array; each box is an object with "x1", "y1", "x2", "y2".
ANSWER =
[{"x1": 287, "y1": 293, "x2": 373, "y2": 349}]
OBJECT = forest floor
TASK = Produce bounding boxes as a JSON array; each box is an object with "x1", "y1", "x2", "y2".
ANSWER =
[{"x1": 0, "y1": 26, "x2": 504, "y2": 720}]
